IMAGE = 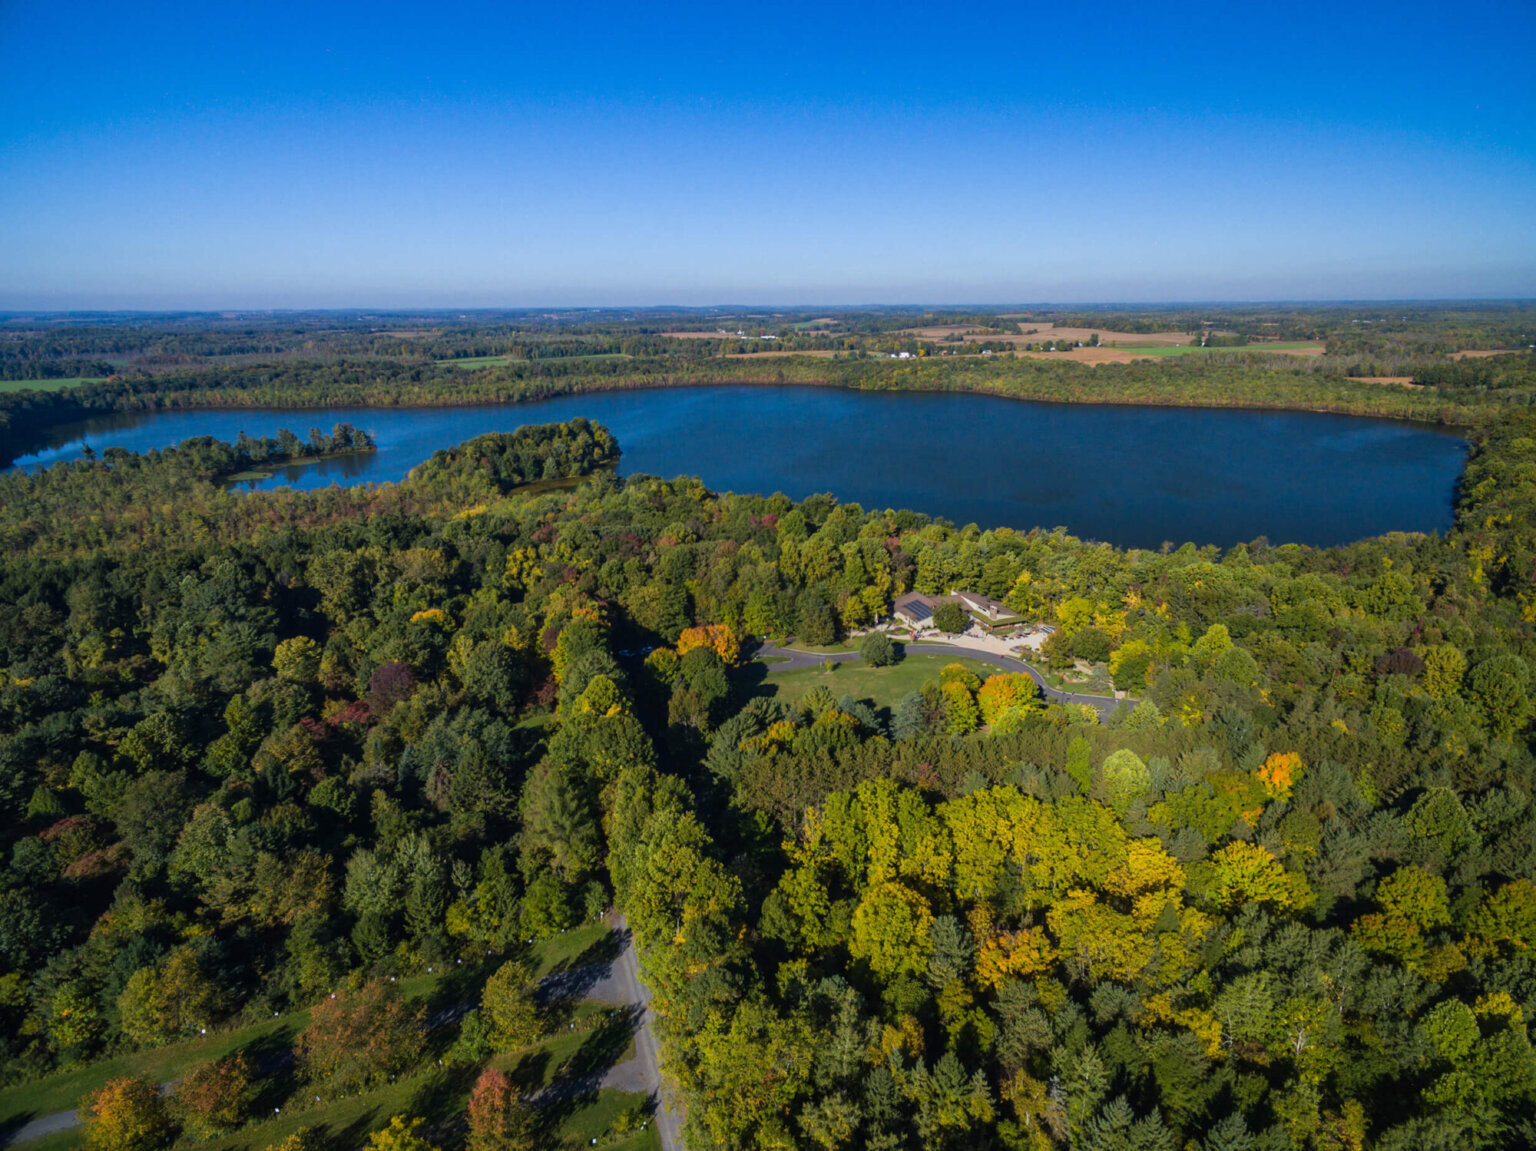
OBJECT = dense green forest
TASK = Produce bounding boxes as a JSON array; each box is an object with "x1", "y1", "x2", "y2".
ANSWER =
[{"x1": 1, "y1": 383, "x2": 1535, "y2": 1149}]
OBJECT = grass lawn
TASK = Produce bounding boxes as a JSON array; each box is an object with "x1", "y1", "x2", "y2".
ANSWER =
[
  {"x1": 1037, "y1": 666, "x2": 1112, "y2": 694},
  {"x1": 0, "y1": 1017, "x2": 298, "y2": 1131},
  {"x1": 527, "y1": 921, "x2": 613, "y2": 979},
  {"x1": 755, "y1": 651, "x2": 997, "y2": 710},
  {"x1": 0, "y1": 378, "x2": 103, "y2": 393},
  {"x1": 0, "y1": 925, "x2": 616, "y2": 1142}
]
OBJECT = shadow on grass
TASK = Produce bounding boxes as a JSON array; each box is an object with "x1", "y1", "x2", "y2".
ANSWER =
[
  {"x1": 407, "y1": 1065, "x2": 482, "y2": 1128},
  {"x1": 535, "y1": 928, "x2": 626, "y2": 1026},
  {"x1": 733, "y1": 659, "x2": 773, "y2": 701},
  {"x1": 315, "y1": 1109, "x2": 382, "y2": 1151},
  {"x1": 245, "y1": 1029, "x2": 301, "y2": 1117},
  {"x1": 0, "y1": 1113, "x2": 42, "y2": 1146},
  {"x1": 423, "y1": 956, "x2": 503, "y2": 1020},
  {"x1": 527, "y1": 1003, "x2": 644, "y2": 1135},
  {"x1": 503, "y1": 1049, "x2": 552, "y2": 1098}
]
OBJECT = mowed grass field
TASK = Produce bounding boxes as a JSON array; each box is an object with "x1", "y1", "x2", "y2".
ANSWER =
[
  {"x1": 756, "y1": 651, "x2": 997, "y2": 710},
  {"x1": 0, "y1": 378, "x2": 103, "y2": 392},
  {"x1": 0, "y1": 922, "x2": 648, "y2": 1151}
]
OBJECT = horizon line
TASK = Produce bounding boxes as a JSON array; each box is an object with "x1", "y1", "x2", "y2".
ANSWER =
[{"x1": 3, "y1": 296, "x2": 1536, "y2": 318}]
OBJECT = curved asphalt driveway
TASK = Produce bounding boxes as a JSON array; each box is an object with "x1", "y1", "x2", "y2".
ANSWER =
[{"x1": 756, "y1": 641, "x2": 1127, "y2": 720}]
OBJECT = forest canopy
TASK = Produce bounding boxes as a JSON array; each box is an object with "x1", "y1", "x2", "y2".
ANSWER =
[{"x1": 0, "y1": 401, "x2": 1534, "y2": 1149}]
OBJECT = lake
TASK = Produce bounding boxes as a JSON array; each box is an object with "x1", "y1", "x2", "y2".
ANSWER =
[{"x1": 6, "y1": 385, "x2": 1467, "y2": 549}]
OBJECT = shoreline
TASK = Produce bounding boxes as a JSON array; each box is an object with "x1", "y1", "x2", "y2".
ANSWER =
[{"x1": 92, "y1": 369, "x2": 1476, "y2": 426}]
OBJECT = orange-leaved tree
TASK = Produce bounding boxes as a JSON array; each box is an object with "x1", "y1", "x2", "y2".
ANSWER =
[
  {"x1": 173, "y1": 1051, "x2": 251, "y2": 1137},
  {"x1": 82, "y1": 1076, "x2": 174, "y2": 1151},
  {"x1": 677, "y1": 624, "x2": 740, "y2": 665},
  {"x1": 466, "y1": 1067, "x2": 536, "y2": 1151},
  {"x1": 295, "y1": 979, "x2": 426, "y2": 1097}
]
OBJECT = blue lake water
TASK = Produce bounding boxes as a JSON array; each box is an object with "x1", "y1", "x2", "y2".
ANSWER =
[{"x1": 7, "y1": 385, "x2": 1468, "y2": 549}]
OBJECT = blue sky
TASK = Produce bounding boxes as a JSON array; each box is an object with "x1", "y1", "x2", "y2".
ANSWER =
[{"x1": 1, "y1": 1, "x2": 1533, "y2": 307}]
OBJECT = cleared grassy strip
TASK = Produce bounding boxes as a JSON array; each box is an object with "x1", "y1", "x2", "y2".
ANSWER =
[
  {"x1": 757, "y1": 651, "x2": 998, "y2": 709},
  {"x1": 0, "y1": 924, "x2": 613, "y2": 1135},
  {"x1": 0, "y1": 378, "x2": 103, "y2": 392},
  {"x1": 0, "y1": 1016, "x2": 296, "y2": 1129}
]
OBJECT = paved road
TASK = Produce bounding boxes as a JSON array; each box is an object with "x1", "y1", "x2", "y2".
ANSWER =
[
  {"x1": 4, "y1": 1109, "x2": 83, "y2": 1146},
  {"x1": 6, "y1": 922, "x2": 686, "y2": 1150},
  {"x1": 581, "y1": 914, "x2": 684, "y2": 1151},
  {"x1": 4, "y1": 1082, "x2": 175, "y2": 1146},
  {"x1": 756, "y1": 641, "x2": 1128, "y2": 720}
]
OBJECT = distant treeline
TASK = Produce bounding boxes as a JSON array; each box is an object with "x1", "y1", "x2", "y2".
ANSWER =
[{"x1": 3, "y1": 352, "x2": 1530, "y2": 471}]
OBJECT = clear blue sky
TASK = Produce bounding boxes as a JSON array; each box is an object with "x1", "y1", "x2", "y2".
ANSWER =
[{"x1": 1, "y1": 0, "x2": 1533, "y2": 308}]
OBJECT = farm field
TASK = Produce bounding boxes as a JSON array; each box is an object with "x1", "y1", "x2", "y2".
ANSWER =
[
  {"x1": 754, "y1": 651, "x2": 997, "y2": 710},
  {"x1": 0, "y1": 378, "x2": 102, "y2": 392},
  {"x1": 1110, "y1": 341, "x2": 1325, "y2": 357},
  {"x1": 902, "y1": 322, "x2": 1192, "y2": 345}
]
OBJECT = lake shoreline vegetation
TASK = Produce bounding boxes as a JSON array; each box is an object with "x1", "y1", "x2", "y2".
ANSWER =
[
  {"x1": 0, "y1": 306, "x2": 1534, "y2": 1151},
  {"x1": 0, "y1": 304, "x2": 1533, "y2": 470}
]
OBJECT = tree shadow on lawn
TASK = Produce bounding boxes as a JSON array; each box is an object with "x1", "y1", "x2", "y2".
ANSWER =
[
  {"x1": 526, "y1": 1006, "x2": 645, "y2": 1133},
  {"x1": 535, "y1": 928, "x2": 626, "y2": 1025},
  {"x1": 314, "y1": 1109, "x2": 386, "y2": 1151},
  {"x1": 733, "y1": 659, "x2": 773, "y2": 701},
  {"x1": 503, "y1": 1049, "x2": 552, "y2": 1097},
  {"x1": 408, "y1": 1065, "x2": 482, "y2": 1129},
  {"x1": 0, "y1": 1115, "x2": 36, "y2": 1146},
  {"x1": 245, "y1": 1028, "x2": 301, "y2": 1115},
  {"x1": 423, "y1": 955, "x2": 503, "y2": 1019}
]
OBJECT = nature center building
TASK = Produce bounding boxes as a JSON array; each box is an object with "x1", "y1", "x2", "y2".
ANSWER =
[{"x1": 894, "y1": 589, "x2": 1011, "y2": 631}]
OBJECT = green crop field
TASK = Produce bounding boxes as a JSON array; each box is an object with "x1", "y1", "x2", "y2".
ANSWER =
[
  {"x1": 756, "y1": 651, "x2": 998, "y2": 710},
  {"x1": 0, "y1": 378, "x2": 103, "y2": 393}
]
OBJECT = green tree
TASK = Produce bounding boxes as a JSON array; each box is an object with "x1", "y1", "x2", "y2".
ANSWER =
[
  {"x1": 118, "y1": 946, "x2": 227, "y2": 1048},
  {"x1": 850, "y1": 881, "x2": 935, "y2": 979},
  {"x1": 481, "y1": 961, "x2": 542, "y2": 1050},
  {"x1": 366, "y1": 1116, "x2": 438, "y2": 1151},
  {"x1": 933, "y1": 601, "x2": 970, "y2": 634},
  {"x1": 272, "y1": 636, "x2": 322, "y2": 685},
  {"x1": 1100, "y1": 749, "x2": 1151, "y2": 814},
  {"x1": 860, "y1": 631, "x2": 898, "y2": 667}
]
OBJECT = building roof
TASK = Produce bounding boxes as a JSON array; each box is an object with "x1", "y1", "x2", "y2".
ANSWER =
[
  {"x1": 894, "y1": 591, "x2": 935, "y2": 622},
  {"x1": 953, "y1": 590, "x2": 1009, "y2": 615}
]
